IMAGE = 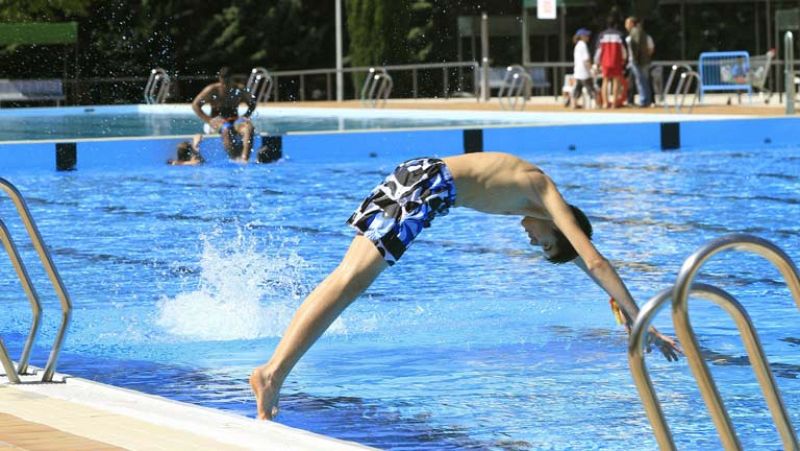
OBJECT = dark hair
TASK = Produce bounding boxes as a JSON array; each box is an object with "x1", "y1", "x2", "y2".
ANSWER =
[
  {"x1": 176, "y1": 141, "x2": 193, "y2": 161},
  {"x1": 547, "y1": 205, "x2": 593, "y2": 264},
  {"x1": 218, "y1": 66, "x2": 232, "y2": 85}
]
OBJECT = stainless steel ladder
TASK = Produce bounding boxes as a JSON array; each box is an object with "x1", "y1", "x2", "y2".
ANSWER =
[
  {"x1": 498, "y1": 65, "x2": 532, "y2": 111},
  {"x1": 247, "y1": 67, "x2": 274, "y2": 103},
  {"x1": 144, "y1": 68, "x2": 171, "y2": 105},
  {"x1": 360, "y1": 67, "x2": 393, "y2": 108},
  {"x1": 0, "y1": 178, "x2": 72, "y2": 383},
  {"x1": 663, "y1": 64, "x2": 701, "y2": 113},
  {"x1": 629, "y1": 234, "x2": 799, "y2": 450}
]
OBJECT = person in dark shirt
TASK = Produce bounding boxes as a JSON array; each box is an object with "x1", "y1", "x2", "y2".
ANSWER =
[{"x1": 625, "y1": 16, "x2": 655, "y2": 107}]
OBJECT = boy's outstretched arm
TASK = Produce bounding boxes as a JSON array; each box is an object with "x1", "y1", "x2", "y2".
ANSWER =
[
  {"x1": 538, "y1": 176, "x2": 682, "y2": 361},
  {"x1": 572, "y1": 258, "x2": 681, "y2": 361}
]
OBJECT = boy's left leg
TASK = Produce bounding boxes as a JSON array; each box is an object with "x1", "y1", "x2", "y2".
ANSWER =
[
  {"x1": 236, "y1": 120, "x2": 255, "y2": 161},
  {"x1": 250, "y1": 234, "x2": 389, "y2": 420}
]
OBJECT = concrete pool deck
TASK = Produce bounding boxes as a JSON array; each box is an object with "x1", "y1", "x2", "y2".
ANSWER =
[
  {"x1": 265, "y1": 93, "x2": 795, "y2": 117},
  {"x1": 0, "y1": 371, "x2": 374, "y2": 450}
]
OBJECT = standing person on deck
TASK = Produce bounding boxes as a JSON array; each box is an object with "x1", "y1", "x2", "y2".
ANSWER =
[
  {"x1": 192, "y1": 67, "x2": 257, "y2": 162},
  {"x1": 571, "y1": 28, "x2": 596, "y2": 109},
  {"x1": 249, "y1": 151, "x2": 682, "y2": 420},
  {"x1": 625, "y1": 16, "x2": 655, "y2": 107},
  {"x1": 594, "y1": 15, "x2": 627, "y2": 108}
]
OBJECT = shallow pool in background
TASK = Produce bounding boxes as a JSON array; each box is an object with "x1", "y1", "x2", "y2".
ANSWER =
[
  {"x1": 0, "y1": 104, "x2": 732, "y2": 142},
  {"x1": 0, "y1": 146, "x2": 799, "y2": 450}
]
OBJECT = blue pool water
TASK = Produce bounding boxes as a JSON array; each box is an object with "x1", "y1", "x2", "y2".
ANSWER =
[
  {"x1": 0, "y1": 105, "x2": 716, "y2": 142},
  {"x1": 1, "y1": 145, "x2": 799, "y2": 449},
  {"x1": 0, "y1": 108, "x2": 539, "y2": 142}
]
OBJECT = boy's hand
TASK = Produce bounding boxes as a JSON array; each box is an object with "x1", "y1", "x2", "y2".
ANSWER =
[{"x1": 647, "y1": 330, "x2": 682, "y2": 362}]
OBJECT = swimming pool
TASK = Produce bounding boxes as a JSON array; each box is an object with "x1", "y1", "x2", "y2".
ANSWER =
[
  {"x1": 0, "y1": 104, "x2": 729, "y2": 142},
  {"x1": 1, "y1": 142, "x2": 798, "y2": 449}
]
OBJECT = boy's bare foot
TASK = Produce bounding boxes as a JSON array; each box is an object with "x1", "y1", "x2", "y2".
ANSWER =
[{"x1": 249, "y1": 367, "x2": 281, "y2": 420}]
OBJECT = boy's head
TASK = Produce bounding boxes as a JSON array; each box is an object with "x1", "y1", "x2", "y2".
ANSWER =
[
  {"x1": 521, "y1": 205, "x2": 593, "y2": 264},
  {"x1": 218, "y1": 66, "x2": 233, "y2": 86},
  {"x1": 176, "y1": 141, "x2": 194, "y2": 161},
  {"x1": 548, "y1": 205, "x2": 593, "y2": 264}
]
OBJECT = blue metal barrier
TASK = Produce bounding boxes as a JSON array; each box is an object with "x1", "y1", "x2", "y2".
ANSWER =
[{"x1": 698, "y1": 51, "x2": 752, "y2": 101}]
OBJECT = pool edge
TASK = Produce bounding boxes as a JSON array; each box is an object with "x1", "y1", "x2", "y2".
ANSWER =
[{"x1": 0, "y1": 369, "x2": 374, "y2": 451}]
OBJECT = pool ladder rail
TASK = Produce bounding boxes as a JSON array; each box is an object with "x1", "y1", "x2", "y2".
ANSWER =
[
  {"x1": 0, "y1": 178, "x2": 72, "y2": 384},
  {"x1": 247, "y1": 67, "x2": 274, "y2": 103},
  {"x1": 498, "y1": 65, "x2": 533, "y2": 111},
  {"x1": 144, "y1": 68, "x2": 171, "y2": 105},
  {"x1": 663, "y1": 64, "x2": 701, "y2": 114},
  {"x1": 628, "y1": 234, "x2": 799, "y2": 450},
  {"x1": 360, "y1": 67, "x2": 393, "y2": 108}
]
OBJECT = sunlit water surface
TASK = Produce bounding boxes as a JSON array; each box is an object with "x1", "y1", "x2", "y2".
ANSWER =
[
  {"x1": 0, "y1": 111, "x2": 540, "y2": 141},
  {"x1": 1, "y1": 146, "x2": 799, "y2": 450}
]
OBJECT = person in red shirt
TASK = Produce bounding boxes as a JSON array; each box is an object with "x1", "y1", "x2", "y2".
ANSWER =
[{"x1": 594, "y1": 15, "x2": 627, "y2": 108}]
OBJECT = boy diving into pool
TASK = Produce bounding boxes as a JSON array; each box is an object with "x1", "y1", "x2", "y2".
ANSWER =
[{"x1": 250, "y1": 151, "x2": 682, "y2": 420}]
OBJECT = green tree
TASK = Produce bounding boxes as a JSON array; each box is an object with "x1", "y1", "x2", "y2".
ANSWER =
[
  {"x1": 407, "y1": 0, "x2": 433, "y2": 62},
  {"x1": 0, "y1": 0, "x2": 90, "y2": 21},
  {"x1": 346, "y1": 0, "x2": 410, "y2": 90}
]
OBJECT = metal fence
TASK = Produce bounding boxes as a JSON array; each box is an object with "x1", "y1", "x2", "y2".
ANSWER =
[{"x1": 23, "y1": 59, "x2": 800, "y2": 107}]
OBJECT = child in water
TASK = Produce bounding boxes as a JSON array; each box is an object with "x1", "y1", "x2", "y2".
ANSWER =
[{"x1": 168, "y1": 134, "x2": 205, "y2": 166}]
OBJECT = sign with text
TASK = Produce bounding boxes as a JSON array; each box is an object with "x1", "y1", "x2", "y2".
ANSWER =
[{"x1": 537, "y1": 0, "x2": 557, "y2": 19}]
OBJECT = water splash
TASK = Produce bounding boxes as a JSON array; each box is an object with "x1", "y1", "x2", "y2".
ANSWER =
[{"x1": 156, "y1": 226, "x2": 316, "y2": 341}]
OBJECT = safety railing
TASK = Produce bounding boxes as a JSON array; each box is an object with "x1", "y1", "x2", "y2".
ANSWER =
[
  {"x1": 663, "y1": 64, "x2": 692, "y2": 109},
  {"x1": 628, "y1": 234, "x2": 800, "y2": 450},
  {"x1": 498, "y1": 65, "x2": 532, "y2": 111},
  {"x1": 663, "y1": 64, "x2": 701, "y2": 113},
  {"x1": 143, "y1": 68, "x2": 170, "y2": 104},
  {"x1": 360, "y1": 67, "x2": 393, "y2": 108},
  {"x1": 698, "y1": 51, "x2": 753, "y2": 102},
  {"x1": 0, "y1": 178, "x2": 72, "y2": 383},
  {"x1": 785, "y1": 32, "x2": 796, "y2": 115},
  {"x1": 247, "y1": 67, "x2": 274, "y2": 103},
  {"x1": 674, "y1": 71, "x2": 701, "y2": 113}
]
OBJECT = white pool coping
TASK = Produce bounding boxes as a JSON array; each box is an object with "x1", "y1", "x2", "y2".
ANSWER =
[
  {"x1": 0, "y1": 101, "x2": 744, "y2": 125},
  {"x1": 0, "y1": 370, "x2": 374, "y2": 450}
]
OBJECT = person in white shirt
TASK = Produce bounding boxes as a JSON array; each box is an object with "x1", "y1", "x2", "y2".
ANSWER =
[{"x1": 571, "y1": 28, "x2": 596, "y2": 109}]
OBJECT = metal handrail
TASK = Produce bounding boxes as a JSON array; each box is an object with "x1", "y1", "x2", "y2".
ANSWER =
[
  {"x1": 674, "y1": 71, "x2": 701, "y2": 113},
  {"x1": 144, "y1": 68, "x2": 170, "y2": 104},
  {"x1": 663, "y1": 64, "x2": 694, "y2": 110},
  {"x1": 247, "y1": 67, "x2": 274, "y2": 103},
  {"x1": 629, "y1": 234, "x2": 800, "y2": 451},
  {"x1": 0, "y1": 178, "x2": 73, "y2": 383},
  {"x1": 498, "y1": 65, "x2": 532, "y2": 111},
  {"x1": 360, "y1": 68, "x2": 393, "y2": 108},
  {"x1": 786, "y1": 32, "x2": 796, "y2": 115},
  {"x1": 0, "y1": 220, "x2": 42, "y2": 381}
]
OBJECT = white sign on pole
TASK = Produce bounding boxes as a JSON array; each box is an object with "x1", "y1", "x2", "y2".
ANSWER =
[{"x1": 537, "y1": 0, "x2": 557, "y2": 19}]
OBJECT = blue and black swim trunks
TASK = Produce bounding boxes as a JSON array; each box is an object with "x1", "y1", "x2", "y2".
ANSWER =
[{"x1": 347, "y1": 157, "x2": 457, "y2": 265}]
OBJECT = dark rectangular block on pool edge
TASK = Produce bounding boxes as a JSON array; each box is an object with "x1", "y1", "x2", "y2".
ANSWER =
[
  {"x1": 464, "y1": 129, "x2": 483, "y2": 153},
  {"x1": 660, "y1": 122, "x2": 680, "y2": 150},
  {"x1": 257, "y1": 135, "x2": 282, "y2": 163},
  {"x1": 56, "y1": 142, "x2": 77, "y2": 171}
]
